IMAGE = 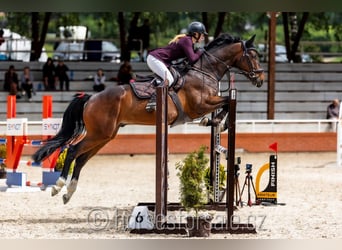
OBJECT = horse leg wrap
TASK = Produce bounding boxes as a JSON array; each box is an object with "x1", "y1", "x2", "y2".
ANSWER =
[
  {"x1": 199, "y1": 117, "x2": 210, "y2": 126},
  {"x1": 51, "y1": 177, "x2": 66, "y2": 197},
  {"x1": 62, "y1": 179, "x2": 78, "y2": 204}
]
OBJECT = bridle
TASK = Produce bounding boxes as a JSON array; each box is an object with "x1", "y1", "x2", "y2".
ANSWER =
[
  {"x1": 238, "y1": 41, "x2": 264, "y2": 82},
  {"x1": 196, "y1": 41, "x2": 264, "y2": 85}
]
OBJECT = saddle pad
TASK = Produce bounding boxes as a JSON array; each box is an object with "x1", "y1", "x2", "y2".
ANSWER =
[{"x1": 129, "y1": 81, "x2": 156, "y2": 99}]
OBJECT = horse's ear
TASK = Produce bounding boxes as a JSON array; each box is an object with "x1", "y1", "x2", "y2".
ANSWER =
[{"x1": 246, "y1": 34, "x2": 256, "y2": 48}]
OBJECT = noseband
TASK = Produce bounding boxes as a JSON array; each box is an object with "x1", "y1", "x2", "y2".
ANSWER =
[{"x1": 238, "y1": 41, "x2": 264, "y2": 81}]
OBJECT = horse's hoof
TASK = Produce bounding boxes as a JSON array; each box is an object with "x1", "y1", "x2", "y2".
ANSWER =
[
  {"x1": 199, "y1": 117, "x2": 209, "y2": 126},
  {"x1": 219, "y1": 124, "x2": 225, "y2": 132},
  {"x1": 51, "y1": 186, "x2": 60, "y2": 196},
  {"x1": 62, "y1": 194, "x2": 70, "y2": 204}
]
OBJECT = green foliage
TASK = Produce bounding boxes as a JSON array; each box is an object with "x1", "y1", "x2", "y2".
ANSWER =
[
  {"x1": 204, "y1": 163, "x2": 226, "y2": 192},
  {"x1": 0, "y1": 144, "x2": 6, "y2": 170},
  {"x1": 0, "y1": 144, "x2": 6, "y2": 158},
  {"x1": 176, "y1": 145, "x2": 209, "y2": 216}
]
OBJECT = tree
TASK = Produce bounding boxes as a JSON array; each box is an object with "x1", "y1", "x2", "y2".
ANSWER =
[
  {"x1": 30, "y1": 12, "x2": 51, "y2": 61},
  {"x1": 282, "y1": 12, "x2": 309, "y2": 62}
]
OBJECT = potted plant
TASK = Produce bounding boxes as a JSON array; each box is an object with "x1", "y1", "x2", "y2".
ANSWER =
[
  {"x1": 176, "y1": 145, "x2": 213, "y2": 237},
  {"x1": 0, "y1": 144, "x2": 7, "y2": 179}
]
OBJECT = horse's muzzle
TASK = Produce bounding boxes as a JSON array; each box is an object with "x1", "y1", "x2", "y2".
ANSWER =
[
  {"x1": 254, "y1": 79, "x2": 263, "y2": 88},
  {"x1": 251, "y1": 69, "x2": 264, "y2": 88}
]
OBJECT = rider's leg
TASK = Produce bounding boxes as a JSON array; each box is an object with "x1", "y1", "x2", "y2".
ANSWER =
[
  {"x1": 146, "y1": 55, "x2": 174, "y2": 112},
  {"x1": 147, "y1": 55, "x2": 174, "y2": 85}
]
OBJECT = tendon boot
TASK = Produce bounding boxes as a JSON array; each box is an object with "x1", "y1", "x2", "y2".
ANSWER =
[{"x1": 145, "y1": 93, "x2": 157, "y2": 112}]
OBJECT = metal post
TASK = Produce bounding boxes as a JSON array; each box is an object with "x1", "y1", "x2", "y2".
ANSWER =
[
  {"x1": 267, "y1": 12, "x2": 277, "y2": 119},
  {"x1": 226, "y1": 88, "x2": 237, "y2": 228},
  {"x1": 155, "y1": 84, "x2": 168, "y2": 229}
]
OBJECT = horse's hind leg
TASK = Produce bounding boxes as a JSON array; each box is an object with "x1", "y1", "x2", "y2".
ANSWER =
[
  {"x1": 51, "y1": 146, "x2": 77, "y2": 196},
  {"x1": 62, "y1": 141, "x2": 109, "y2": 204}
]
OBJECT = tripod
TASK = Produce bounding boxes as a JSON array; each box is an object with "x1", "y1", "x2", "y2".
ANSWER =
[
  {"x1": 238, "y1": 164, "x2": 257, "y2": 207},
  {"x1": 234, "y1": 164, "x2": 242, "y2": 207}
]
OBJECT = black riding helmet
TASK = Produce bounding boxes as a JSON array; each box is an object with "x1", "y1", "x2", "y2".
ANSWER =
[{"x1": 187, "y1": 21, "x2": 208, "y2": 36}]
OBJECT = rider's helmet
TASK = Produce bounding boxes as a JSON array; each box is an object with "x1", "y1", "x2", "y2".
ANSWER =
[{"x1": 187, "y1": 21, "x2": 208, "y2": 36}]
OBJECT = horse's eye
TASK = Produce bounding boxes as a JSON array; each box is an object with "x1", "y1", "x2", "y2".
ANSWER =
[{"x1": 250, "y1": 52, "x2": 258, "y2": 59}]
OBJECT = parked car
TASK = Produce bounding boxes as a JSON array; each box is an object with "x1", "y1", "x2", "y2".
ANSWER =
[
  {"x1": 257, "y1": 44, "x2": 287, "y2": 62},
  {"x1": 53, "y1": 42, "x2": 84, "y2": 61},
  {"x1": 257, "y1": 43, "x2": 312, "y2": 63},
  {"x1": 53, "y1": 40, "x2": 120, "y2": 62}
]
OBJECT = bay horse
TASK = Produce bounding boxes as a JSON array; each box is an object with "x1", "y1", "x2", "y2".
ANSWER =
[{"x1": 32, "y1": 33, "x2": 264, "y2": 204}]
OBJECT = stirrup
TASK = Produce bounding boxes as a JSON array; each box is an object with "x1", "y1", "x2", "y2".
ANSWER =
[{"x1": 145, "y1": 95, "x2": 156, "y2": 112}]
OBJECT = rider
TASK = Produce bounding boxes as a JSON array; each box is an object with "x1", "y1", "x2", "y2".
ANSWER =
[{"x1": 145, "y1": 21, "x2": 208, "y2": 112}]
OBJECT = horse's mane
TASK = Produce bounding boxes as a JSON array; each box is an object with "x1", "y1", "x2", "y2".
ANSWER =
[{"x1": 205, "y1": 33, "x2": 241, "y2": 51}]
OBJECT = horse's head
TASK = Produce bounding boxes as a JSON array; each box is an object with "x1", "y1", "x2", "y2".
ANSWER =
[
  {"x1": 235, "y1": 35, "x2": 264, "y2": 87},
  {"x1": 204, "y1": 33, "x2": 264, "y2": 88}
]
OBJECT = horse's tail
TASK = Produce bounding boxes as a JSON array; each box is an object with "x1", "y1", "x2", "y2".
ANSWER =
[{"x1": 32, "y1": 93, "x2": 92, "y2": 163}]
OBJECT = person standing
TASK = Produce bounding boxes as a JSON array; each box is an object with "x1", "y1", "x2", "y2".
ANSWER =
[
  {"x1": 55, "y1": 60, "x2": 70, "y2": 91},
  {"x1": 138, "y1": 19, "x2": 151, "y2": 61},
  {"x1": 326, "y1": 99, "x2": 340, "y2": 131}
]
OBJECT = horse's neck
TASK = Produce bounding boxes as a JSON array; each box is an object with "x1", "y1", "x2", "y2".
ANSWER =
[{"x1": 194, "y1": 48, "x2": 237, "y2": 80}]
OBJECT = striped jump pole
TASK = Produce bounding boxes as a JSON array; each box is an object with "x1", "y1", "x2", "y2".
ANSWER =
[{"x1": 4, "y1": 95, "x2": 61, "y2": 187}]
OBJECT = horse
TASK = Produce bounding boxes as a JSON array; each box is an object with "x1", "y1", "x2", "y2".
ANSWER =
[{"x1": 32, "y1": 33, "x2": 264, "y2": 204}]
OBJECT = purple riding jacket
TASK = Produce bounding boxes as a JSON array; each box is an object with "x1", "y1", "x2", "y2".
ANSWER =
[{"x1": 148, "y1": 35, "x2": 202, "y2": 66}]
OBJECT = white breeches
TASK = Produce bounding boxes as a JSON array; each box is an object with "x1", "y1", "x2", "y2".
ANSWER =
[{"x1": 147, "y1": 55, "x2": 174, "y2": 86}]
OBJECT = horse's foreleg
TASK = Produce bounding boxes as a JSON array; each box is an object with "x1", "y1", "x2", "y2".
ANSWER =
[
  {"x1": 63, "y1": 178, "x2": 78, "y2": 204},
  {"x1": 51, "y1": 176, "x2": 66, "y2": 196},
  {"x1": 199, "y1": 104, "x2": 229, "y2": 128},
  {"x1": 212, "y1": 108, "x2": 228, "y2": 126},
  {"x1": 51, "y1": 146, "x2": 76, "y2": 197}
]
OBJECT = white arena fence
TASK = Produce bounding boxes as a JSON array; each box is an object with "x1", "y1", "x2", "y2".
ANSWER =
[{"x1": 0, "y1": 119, "x2": 340, "y2": 167}]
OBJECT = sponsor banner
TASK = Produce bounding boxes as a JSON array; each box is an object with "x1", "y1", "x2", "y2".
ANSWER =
[
  {"x1": 6, "y1": 118, "x2": 28, "y2": 136},
  {"x1": 42, "y1": 118, "x2": 62, "y2": 135}
]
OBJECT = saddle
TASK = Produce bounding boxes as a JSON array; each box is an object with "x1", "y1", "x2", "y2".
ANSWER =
[{"x1": 129, "y1": 61, "x2": 189, "y2": 99}]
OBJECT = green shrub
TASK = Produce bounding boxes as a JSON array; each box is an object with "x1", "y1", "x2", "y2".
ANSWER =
[
  {"x1": 204, "y1": 163, "x2": 226, "y2": 199},
  {"x1": 0, "y1": 144, "x2": 6, "y2": 171},
  {"x1": 176, "y1": 145, "x2": 209, "y2": 216},
  {"x1": 0, "y1": 144, "x2": 6, "y2": 158}
]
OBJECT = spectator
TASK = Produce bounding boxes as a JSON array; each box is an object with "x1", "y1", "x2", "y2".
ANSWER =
[
  {"x1": 55, "y1": 60, "x2": 70, "y2": 91},
  {"x1": 117, "y1": 61, "x2": 135, "y2": 85},
  {"x1": 127, "y1": 19, "x2": 140, "y2": 61},
  {"x1": 4, "y1": 65, "x2": 20, "y2": 98},
  {"x1": 42, "y1": 57, "x2": 56, "y2": 90},
  {"x1": 0, "y1": 29, "x2": 4, "y2": 46},
  {"x1": 138, "y1": 19, "x2": 151, "y2": 61},
  {"x1": 93, "y1": 68, "x2": 106, "y2": 92},
  {"x1": 20, "y1": 66, "x2": 34, "y2": 102},
  {"x1": 326, "y1": 99, "x2": 340, "y2": 132}
]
